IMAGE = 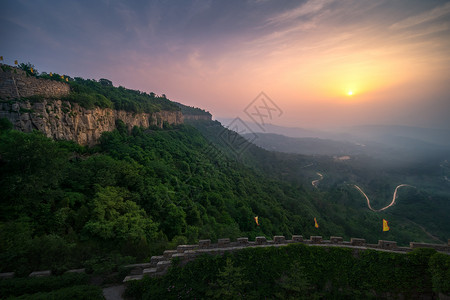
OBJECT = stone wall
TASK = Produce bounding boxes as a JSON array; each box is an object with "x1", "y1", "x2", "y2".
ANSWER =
[
  {"x1": 0, "y1": 100, "x2": 184, "y2": 146},
  {"x1": 2, "y1": 236, "x2": 447, "y2": 281},
  {"x1": 122, "y1": 236, "x2": 450, "y2": 281},
  {"x1": 0, "y1": 64, "x2": 70, "y2": 99}
]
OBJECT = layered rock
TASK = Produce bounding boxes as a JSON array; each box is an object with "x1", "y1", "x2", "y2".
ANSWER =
[{"x1": 0, "y1": 100, "x2": 183, "y2": 146}]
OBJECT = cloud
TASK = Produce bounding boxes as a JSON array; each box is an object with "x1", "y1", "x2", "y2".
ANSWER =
[
  {"x1": 266, "y1": 0, "x2": 334, "y2": 26},
  {"x1": 390, "y1": 2, "x2": 450, "y2": 30}
]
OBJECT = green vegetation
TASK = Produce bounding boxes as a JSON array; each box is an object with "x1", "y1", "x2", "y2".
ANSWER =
[
  {"x1": 18, "y1": 63, "x2": 37, "y2": 77},
  {"x1": 7, "y1": 285, "x2": 103, "y2": 300},
  {"x1": 0, "y1": 116, "x2": 447, "y2": 277},
  {"x1": 0, "y1": 272, "x2": 90, "y2": 298},
  {"x1": 174, "y1": 102, "x2": 212, "y2": 116},
  {"x1": 126, "y1": 244, "x2": 449, "y2": 299},
  {"x1": 61, "y1": 77, "x2": 180, "y2": 113}
]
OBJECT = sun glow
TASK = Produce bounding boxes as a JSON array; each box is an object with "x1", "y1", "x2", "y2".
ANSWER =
[{"x1": 347, "y1": 90, "x2": 353, "y2": 96}]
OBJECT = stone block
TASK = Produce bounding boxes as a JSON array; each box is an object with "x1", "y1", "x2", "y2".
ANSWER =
[
  {"x1": 123, "y1": 275, "x2": 144, "y2": 282},
  {"x1": 123, "y1": 262, "x2": 153, "y2": 269},
  {"x1": 171, "y1": 253, "x2": 185, "y2": 260},
  {"x1": 0, "y1": 272, "x2": 14, "y2": 279},
  {"x1": 378, "y1": 240, "x2": 398, "y2": 250},
  {"x1": 237, "y1": 237, "x2": 248, "y2": 245},
  {"x1": 330, "y1": 236, "x2": 343, "y2": 244},
  {"x1": 163, "y1": 250, "x2": 178, "y2": 259},
  {"x1": 184, "y1": 250, "x2": 198, "y2": 259},
  {"x1": 255, "y1": 236, "x2": 267, "y2": 245},
  {"x1": 156, "y1": 261, "x2": 172, "y2": 272},
  {"x1": 310, "y1": 236, "x2": 323, "y2": 244},
  {"x1": 218, "y1": 238, "x2": 230, "y2": 247},
  {"x1": 273, "y1": 236, "x2": 286, "y2": 244},
  {"x1": 199, "y1": 239, "x2": 211, "y2": 248},
  {"x1": 29, "y1": 270, "x2": 51, "y2": 277},
  {"x1": 150, "y1": 255, "x2": 165, "y2": 266},
  {"x1": 65, "y1": 268, "x2": 85, "y2": 274},
  {"x1": 177, "y1": 244, "x2": 197, "y2": 253},
  {"x1": 292, "y1": 235, "x2": 303, "y2": 242},
  {"x1": 143, "y1": 268, "x2": 157, "y2": 275},
  {"x1": 351, "y1": 238, "x2": 366, "y2": 246},
  {"x1": 410, "y1": 242, "x2": 449, "y2": 252}
]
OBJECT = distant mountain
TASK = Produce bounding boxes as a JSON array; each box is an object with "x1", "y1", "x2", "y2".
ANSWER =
[
  {"x1": 216, "y1": 118, "x2": 335, "y2": 139},
  {"x1": 343, "y1": 125, "x2": 450, "y2": 148},
  {"x1": 241, "y1": 133, "x2": 365, "y2": 156},
  {"x1": 218, "y1": 118, "x2": 450, "y2": 158}
]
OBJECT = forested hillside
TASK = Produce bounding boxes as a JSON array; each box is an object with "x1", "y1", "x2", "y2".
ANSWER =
[{"x1": 0, "y1": 116, "x2": 446, "y2": 275}]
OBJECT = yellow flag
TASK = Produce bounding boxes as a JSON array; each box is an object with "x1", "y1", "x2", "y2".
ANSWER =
[
  {"x1": 254, "y1": 216, "x2": 259, "y2": 226},
  {"x1": 0, "y1": 56, "x2": 3, "y2": 61},
  {"x1": 314, "y1": 217, "x2": 319, "y2": 228},
  {"x1": 383, "y1": 219, "x2": 390, "y2": 232},
  {"x1": 50, "y1": 72, "x2": 53, "y2": 76},
  {"x1": 30, "y1": 68, "x2": 33, "y2": 73},
  {"x1": 61, "y1": 75, "x2": 64, "y2": 79},
  {"x1": 14, "y1": 60, "x2": 18, "y2": 65}
]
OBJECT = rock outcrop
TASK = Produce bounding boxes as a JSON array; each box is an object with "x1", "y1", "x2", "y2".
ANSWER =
[{"x1": 0, "y1": 100, "x2": 184, "y2": 146}]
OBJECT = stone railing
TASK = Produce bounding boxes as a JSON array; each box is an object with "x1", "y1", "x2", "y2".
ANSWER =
[
  {"x1": 122, "y1": 235, "x2": 450, "y2": 282},
  {"x1": 1, "y1": 235, "x2": 447, "y2": 281}
]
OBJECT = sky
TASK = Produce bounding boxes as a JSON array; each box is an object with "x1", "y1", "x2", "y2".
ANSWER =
[{"x1": 1, "y1": 0, "x2": 450, "y2": 129}]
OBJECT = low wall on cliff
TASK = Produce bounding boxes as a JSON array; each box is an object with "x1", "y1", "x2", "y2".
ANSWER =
[
  {"x1": 1, "y1": 235, "x2": 447, "y2": 281},
  {"x1": 121, "y1": 235, "x2": 450, "y2": 281},
  {"x1": 0, "y1": 64, "x2": 70, "y2": 99},
  {"x1": 0, "y1": 100, "x2": 184, "y2": 146}
]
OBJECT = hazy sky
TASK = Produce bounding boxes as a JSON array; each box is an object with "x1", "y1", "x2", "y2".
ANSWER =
[{"x1": 1, "y1": 0, "x2": 450, "y2": 129}]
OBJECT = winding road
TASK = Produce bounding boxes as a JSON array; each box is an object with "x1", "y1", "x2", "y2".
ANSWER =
[
  {"x1": 312, "y1": 172, "x2": 323, "y2": 188},
  {"x1": 353, "y1": 184, "x2": 415, "y2": 212}
]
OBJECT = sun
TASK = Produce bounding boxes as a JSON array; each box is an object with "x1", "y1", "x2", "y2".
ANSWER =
[{"x1": 347, "y1": 90, "x2": 353, "y2": 96}]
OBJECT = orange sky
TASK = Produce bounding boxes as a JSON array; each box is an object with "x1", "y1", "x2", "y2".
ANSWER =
[{"x1": 2, "y1": 0, "x2": 450, "y2": 129}]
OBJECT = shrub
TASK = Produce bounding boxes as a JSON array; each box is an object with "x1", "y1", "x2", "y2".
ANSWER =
[
  {"x1": 10, "y1": 285, "x2": 103, "y2": 300},
  {"x1": 0, "y1": 273, "x2": 89, "y2": 298}
]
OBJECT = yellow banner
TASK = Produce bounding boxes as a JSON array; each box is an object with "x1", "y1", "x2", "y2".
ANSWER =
[{"x1": 383, "y1": 219, "x2": 390, "y2": 231}]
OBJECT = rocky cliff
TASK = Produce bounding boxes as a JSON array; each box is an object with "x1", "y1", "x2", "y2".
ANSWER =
[{"x1": 0, "y1": 100, "x2": 184, "y2": 146}]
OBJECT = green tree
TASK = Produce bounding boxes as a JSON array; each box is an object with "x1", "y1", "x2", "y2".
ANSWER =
[
  {"x1": 83, "y1": 186, "x2": 158, "y2": 243},
  {"x1": 207, "y1": 257, "x2": 250, "y2": 299}
]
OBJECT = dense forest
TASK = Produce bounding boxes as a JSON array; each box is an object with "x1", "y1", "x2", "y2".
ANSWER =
[{"x1": 0, "y1": 116, "x2": 447, "y2": 277}]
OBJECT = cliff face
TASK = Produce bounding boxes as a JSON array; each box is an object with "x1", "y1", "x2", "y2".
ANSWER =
[{"x1": 0, "y1": 100, "x2": 184, "y2": 146}]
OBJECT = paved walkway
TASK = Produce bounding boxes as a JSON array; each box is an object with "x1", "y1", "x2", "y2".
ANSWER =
[{"x1": 103, "y1": 285, "x2": 125, "y2": 300}]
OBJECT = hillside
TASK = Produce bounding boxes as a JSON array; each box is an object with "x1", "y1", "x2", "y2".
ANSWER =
[{"x1": 0, "y1": 63, "x2": 210, "y2": 145}]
